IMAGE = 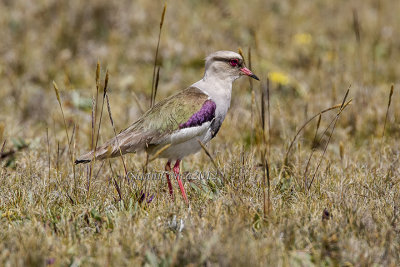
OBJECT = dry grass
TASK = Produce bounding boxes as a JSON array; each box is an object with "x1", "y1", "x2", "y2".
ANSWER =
[{"x1": 1, "y1": 0, "x2": 400, "y2": 266}]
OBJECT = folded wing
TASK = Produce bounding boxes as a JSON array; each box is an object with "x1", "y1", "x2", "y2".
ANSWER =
[{"x1": 75, "y1": 87, "x2": 215, "y2": 164}]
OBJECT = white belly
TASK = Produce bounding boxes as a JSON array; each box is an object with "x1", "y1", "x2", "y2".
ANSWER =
[{"x1": 148, "y1": 122, "x2": 213, "y2": 161}]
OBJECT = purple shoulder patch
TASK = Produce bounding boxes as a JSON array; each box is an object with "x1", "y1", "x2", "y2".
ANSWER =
[{"x1": 179, "y1": 100, "x2": 216, "y2": 129}]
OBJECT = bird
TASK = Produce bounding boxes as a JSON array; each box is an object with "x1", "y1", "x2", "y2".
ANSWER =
[{"x1": 75, "y1": 50, "x2": 259, "y2": 204}]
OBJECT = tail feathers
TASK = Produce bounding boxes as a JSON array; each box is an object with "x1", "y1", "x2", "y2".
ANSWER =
[
  {"x1": 75, "y1": 132, "x2": 147, "y2": 164},
  {"x1": 75, "y1": 145, "x2": 114, "y2": 164},
  {"x1": 75, "y1": 158, "x2": 91, "y2": 164},
  {"x1": 75, "y1": 140, "x2": 127, "y2": 164}
]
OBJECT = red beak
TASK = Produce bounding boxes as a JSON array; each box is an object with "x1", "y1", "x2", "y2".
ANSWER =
[{"x1": 240, "y1": 67, "x2": 259, "y2": 80}]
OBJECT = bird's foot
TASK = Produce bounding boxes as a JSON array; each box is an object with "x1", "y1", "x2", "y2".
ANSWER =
[
  {"x1": 173, "y1": 160, "x2": 188, "y2": 205},
  {"x1": 165, "y1": 161, "x2": 174, "y2": 200}
]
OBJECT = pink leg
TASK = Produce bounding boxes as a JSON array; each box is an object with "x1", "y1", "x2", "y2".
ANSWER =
[
  {"x1": 165, "y1": 161, "x2": 174, "y2": 199},
  {"x1": 173, "y1": 160, "x2": 188, "y2": 204}
]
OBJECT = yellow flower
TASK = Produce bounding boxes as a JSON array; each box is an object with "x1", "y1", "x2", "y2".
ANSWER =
[
  {"x1": 324, "y1": 51, "x2": 336, "y2": 62},
  {"x1": 268, "y1": 71, "x2": 290, "y2": 86},
  {"x1": 2, "y1": 210, "x2": 11, "y2": 218},
  {"x1": 294, "y1": 33, "x2": 312, "y2": 45}
]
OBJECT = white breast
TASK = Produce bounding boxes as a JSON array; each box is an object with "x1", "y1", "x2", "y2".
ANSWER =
[{"x1": 150, "y1": 122, "x2": 212, "y2": 160}]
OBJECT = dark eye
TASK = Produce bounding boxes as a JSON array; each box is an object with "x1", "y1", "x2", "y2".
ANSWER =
[{"x1": 229, "y1": 59, "x2": 239, "y2": 67}]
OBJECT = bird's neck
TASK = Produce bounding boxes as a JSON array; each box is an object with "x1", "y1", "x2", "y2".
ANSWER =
[
  {"x1": 194, "y1": 73, "x2": 233, "y2": 100},
  {"x1": 191, "y1": 72, "x2": 234, "y2": 118}
]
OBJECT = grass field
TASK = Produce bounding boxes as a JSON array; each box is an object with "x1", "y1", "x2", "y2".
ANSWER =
[{"x1": 1, "y1": 0, "x2": 400, "y2": 266}]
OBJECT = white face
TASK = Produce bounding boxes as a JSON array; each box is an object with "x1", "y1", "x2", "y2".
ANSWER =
[{"x1": 205, "y1": 51, "x2": 259, "y2": 82}]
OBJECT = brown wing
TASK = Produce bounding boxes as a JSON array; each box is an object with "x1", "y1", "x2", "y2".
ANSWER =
[{"x1": 75, "y1": 87, "x2": 210, "y2": 163}]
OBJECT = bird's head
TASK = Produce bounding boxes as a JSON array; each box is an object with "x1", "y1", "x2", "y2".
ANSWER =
[{"x1": 204, "y1": 51, "x2": 259, "y2": 82}]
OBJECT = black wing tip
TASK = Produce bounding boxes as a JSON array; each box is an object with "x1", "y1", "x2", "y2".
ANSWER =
[{"x1": 75, "y1": 159, "x2": 90, "y2": 165}]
